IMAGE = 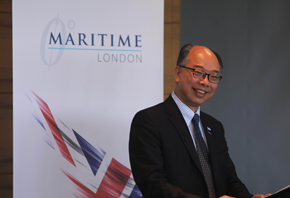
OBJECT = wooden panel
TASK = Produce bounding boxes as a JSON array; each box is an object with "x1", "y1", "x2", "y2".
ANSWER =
[
  {"x1": 0, "y1": 189, "x2": 13, "y2": 198},
  {"x1": 0, "y1": 13, "x2": 12, "y2": 40},
  {"x1": 164, "y1": 0, "x2": 180, "y2": 100},
  {"x1": 164, "y1": 0, "x2": 173, "y2": 23},
  {"x1": 171, "y1": 0, "x2": 180, "y2": 23},
  {"x1": 0, "y1": 94, "x2": 12, "y2": 119},
  {"x1": 0, "y1": 68, "x2": 12, "y2": 93},
  {"x1": 0, "y1": 149, "x2": 12, "y2": 174},
  {"x1": 164, "y1": 0, "x2": 180, "y2": 23},
  {"x1": 0, "y1": 0, "x2": 12, "y2": 197},
  {"x1": 164, "y1": 75, "x2": 175, "y2": 95},
  {"x1": 0, "y1": 0, "x2": 12, "y2": 13},
  {"x1": 171, "y1": 23, "x2": 180, "y2": 62},
  {"x1": 164, "y1": 23, "x2": 180, "y2": 76},
  {"x1": 0, "y1": 119, "x2": 12, "y2": 149},
  {"x1": 164, "y1": 23, "x2": 173, "y2": 76},
  {"x1": 0, "y1": 39, "x2": 12, "y2": 69},
  {"x1": 0, "y1": 174, "x2": 13, "y2": 197}
]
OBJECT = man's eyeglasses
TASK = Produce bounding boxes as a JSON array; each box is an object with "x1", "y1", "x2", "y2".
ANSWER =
[{"x1": 178, "y1": 65, "x2": 222, "y2": 84}]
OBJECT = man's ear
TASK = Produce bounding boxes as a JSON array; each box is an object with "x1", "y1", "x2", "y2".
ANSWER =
[{"x1": 174, "y1": 66, "x2": 181, "y2": 83}]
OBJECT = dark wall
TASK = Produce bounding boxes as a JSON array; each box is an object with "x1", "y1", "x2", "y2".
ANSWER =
[{"x1": 181, "y1": 0, "x2": 290, "y2": 195}]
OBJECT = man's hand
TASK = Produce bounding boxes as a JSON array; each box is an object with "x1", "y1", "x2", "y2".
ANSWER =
[
  {"x1": 219, "y1": 196, "x2": 235, "y2": 198},
  {"x1": 252, "y1": 194, "x2": 271, "y2": 198}
]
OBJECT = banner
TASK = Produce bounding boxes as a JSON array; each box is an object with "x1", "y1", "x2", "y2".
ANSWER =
[{"x1": 13, "y1": 1, "x2": 164, "y2": 197}]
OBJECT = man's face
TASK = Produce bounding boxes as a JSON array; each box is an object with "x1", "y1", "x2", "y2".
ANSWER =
[{"x1": 174, "y1": 46, "x2": 221, "y2": 112}]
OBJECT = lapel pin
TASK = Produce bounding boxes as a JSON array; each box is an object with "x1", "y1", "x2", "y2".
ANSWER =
[{"x1": 207, "y1": 127, "x2": 212, "y2": 135}]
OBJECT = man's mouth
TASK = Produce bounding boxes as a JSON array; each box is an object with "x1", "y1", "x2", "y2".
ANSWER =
[{"x1": 193, "y1": 88, "x2": 206, "y2": 94}]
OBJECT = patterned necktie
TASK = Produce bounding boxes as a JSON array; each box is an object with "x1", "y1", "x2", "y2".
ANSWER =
[{"x1": 192, "y1": 114, "x2": 216, "y2": 198}]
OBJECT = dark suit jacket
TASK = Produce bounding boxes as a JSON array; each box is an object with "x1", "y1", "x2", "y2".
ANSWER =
[{"x1": 129, "y1": 96, "x2": 252, "y2": 198}]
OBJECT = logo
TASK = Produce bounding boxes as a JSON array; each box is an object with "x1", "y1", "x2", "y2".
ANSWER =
[{"x1": 40, "y1": 15, "x2": 142, "y2": 67}]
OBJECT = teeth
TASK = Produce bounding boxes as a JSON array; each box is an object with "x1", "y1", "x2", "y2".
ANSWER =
[{"x1": 196, "y1": 90, "x2": 205, "y2": 94}]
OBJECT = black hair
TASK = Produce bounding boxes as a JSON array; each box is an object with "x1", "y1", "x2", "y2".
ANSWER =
[{"x1": 176, "y1": 44, "x2": 195, "y2": 66}]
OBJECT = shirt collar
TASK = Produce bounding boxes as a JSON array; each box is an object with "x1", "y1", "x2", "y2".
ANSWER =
[{"x1": 171, "y1": 91, "x2": 200, "y2": 126}]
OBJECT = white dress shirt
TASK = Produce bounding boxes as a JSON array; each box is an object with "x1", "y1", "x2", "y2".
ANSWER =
[{"x1": 171, "y1": 91, "x2": 208, "y2": 149}]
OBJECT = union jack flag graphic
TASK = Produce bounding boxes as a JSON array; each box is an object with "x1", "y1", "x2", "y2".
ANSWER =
[{"x1": 30, "y1": 91, "x2": 142, "y2": 198}]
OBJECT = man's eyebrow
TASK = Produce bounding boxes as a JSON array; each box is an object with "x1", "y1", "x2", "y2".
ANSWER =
[{"x1": 192, "y1": 65, "x2": 220, "y2": 73}]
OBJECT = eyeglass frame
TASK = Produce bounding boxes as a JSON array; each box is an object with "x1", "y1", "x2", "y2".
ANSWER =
[{"x1": 178, "y1": 65, "x2": 222, "y2": 84}]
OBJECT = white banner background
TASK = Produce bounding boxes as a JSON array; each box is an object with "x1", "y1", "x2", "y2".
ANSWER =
[{"x1": 13, "y1": 1, "x2": 163, "y2": 197}]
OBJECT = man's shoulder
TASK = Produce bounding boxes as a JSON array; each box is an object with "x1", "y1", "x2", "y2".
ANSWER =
[
  {"x1": 200, "y1": 111, "x2": 221, "y2": 124},
  {"x1": 134, "y1": 100, "x2": 166, "y2": 118},
  {"x1": 132, "y1": 95, "x2": 177, "y2": 121},
  {"x1": 200, "y1": 111, "x2": 224, "y2": 134}
]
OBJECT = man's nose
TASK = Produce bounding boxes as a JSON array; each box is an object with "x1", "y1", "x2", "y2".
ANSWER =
[{"x1": 199, "y1": 74, "x2": 210, "y2": 86}]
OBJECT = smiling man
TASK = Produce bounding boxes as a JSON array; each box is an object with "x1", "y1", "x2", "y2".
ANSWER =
[{"x1": 129, "y1": 44, "x2": 270, "y2": 198}]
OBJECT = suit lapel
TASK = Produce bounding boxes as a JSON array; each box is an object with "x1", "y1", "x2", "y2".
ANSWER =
[
  {"x1": 165, "y1": 96, "x2": 224, "y2": 194},
  {"x1": 165, "y1": 96, "x2": 204, "y2": 175}
]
